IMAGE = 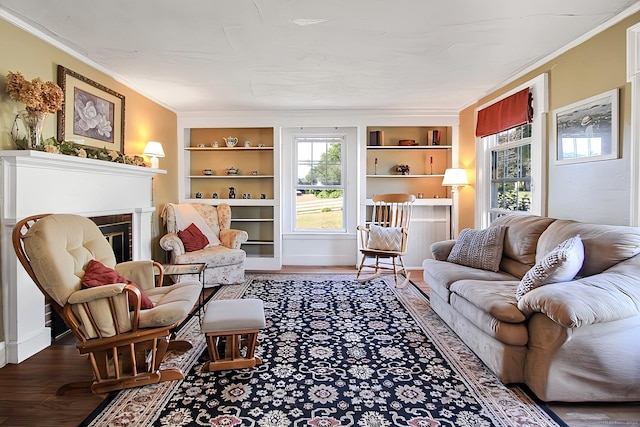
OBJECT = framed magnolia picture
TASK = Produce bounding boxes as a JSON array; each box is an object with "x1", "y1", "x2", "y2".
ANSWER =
[
  {"x1": 57, "y1": 65, "x2": 125, "y2": 152},
  {"x1": 552, "y1": 88, "x2": 618, "y2": 165}
]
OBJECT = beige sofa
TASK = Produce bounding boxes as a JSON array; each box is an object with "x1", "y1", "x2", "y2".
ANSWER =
[{"x1": 422, "y1": 214, "x2": 640, "y2": 402}]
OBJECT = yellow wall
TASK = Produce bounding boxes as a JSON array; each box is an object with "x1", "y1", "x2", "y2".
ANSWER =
[
  {"x1": 458, "y1": 12, "x2": 640, "y2": 228},
  {"x1": 0, "y1": 18, "x2": 178, "y2": 260}
]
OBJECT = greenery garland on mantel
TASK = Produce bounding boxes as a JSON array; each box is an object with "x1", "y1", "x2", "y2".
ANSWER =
[{"x1": 15, "y1": 136, "x2": 147, "y2": 167}]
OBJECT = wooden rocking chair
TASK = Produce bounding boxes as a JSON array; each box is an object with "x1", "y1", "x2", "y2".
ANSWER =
[
  {"x1": 13, "y1": 213, "x2": 202, "y2": 394},
  {"x1": 356, "y1": 193, "x2": 416, "y2": 287}
]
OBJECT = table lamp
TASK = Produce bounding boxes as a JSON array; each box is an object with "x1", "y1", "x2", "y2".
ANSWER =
[{"x1": 143, "y1": 141, "x2": 165, "y2": 168}]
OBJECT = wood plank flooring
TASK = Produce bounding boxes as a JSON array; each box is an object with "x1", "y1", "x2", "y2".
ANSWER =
[{"x1": 0, "y1": 267, "x2": 637, "y2": 426}]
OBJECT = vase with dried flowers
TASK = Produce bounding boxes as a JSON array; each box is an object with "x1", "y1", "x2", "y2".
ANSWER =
[
  {"x1": 396, "y1": 164, "x2": 410, "y2": 175},
  {"x1": 6, "y1": 71, "x2": 64, "y2": 149}
]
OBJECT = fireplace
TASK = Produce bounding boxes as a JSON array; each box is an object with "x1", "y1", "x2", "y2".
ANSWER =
[{"x1": 92, "y1": 214, "x2": 133, "y2": 263}]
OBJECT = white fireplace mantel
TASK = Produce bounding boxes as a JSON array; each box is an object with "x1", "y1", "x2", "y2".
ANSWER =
[{"x1": 0, "y1": 150, "x2": 166, "y2": 366}]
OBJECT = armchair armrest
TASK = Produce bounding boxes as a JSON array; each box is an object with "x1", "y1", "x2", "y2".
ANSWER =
[
  {"x1": 67, "y1": 283, "x2": 128, "y2": 304},
  {"x1": 160, "y1": 232, "x2": 186, "y2": 256},
  {"x1": 115, "y1": 260, "x2": 157, "y2": 290},
  {"x1": 220, "y1": 228, "x2": 249, "y2": 249},
  {"x1": 66, "y1": 284, "x2": 141, "y2": 339}
]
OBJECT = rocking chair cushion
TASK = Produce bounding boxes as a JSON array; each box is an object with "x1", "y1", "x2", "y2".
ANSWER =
[
  {"x1": 82, "y1": 260, "x2": 154, "y2": 309},
  {"x1": 368, "y1": 224, "x2": 403, "y2": 252}
]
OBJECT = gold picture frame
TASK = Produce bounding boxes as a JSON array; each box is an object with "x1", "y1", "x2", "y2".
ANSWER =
[{"x1": 57, "y1": 65, "x2": 125, "y2": 152}]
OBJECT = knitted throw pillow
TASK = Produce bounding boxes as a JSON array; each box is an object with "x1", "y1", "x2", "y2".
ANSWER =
[
  {"x1": 447, "y1": 225, "x2": 507, "y2": 272},
  {"x1": 368, "y1": 225, "x2": 403, "y2": 252},
  {"x1": 516, "y1": 235, "x2": 584, "y2": 301}
]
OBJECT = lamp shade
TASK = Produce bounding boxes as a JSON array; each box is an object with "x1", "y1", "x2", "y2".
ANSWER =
[
  {"x1": 442, "y1": 168, "x2": 468, "y2": 187},
  {"x1": 143, "y1": 141, "x2": 165, "y2": 158}
]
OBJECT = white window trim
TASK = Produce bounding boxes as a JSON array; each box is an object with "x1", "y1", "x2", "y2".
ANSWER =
[
  {"x1": 281, "y1": 127, "x2": 358, "y2": 236},
  {"x1": 627, "y1": 23, "x2": 640, "y2": 225},
  {"x1": 475, "y1": 73, "x2": 549, "y2": 229}
]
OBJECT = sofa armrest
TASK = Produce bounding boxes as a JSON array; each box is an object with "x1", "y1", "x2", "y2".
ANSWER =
[
  {"x1": 517, "y1": 271, "x2": 640, "y2": 328},
  {"x1": 430, "y1": 239, "x2": 456, "y2": 261},
  {"x1": 220, "y1": 228, "x2": 249, "y2": 249},
  {"x1": 160, "y1": 233, "x2": 185, "y2": 256}
]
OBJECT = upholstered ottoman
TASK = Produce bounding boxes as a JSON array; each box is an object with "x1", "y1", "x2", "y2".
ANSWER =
[{"x1": 202, "y1": 298, "x2": 266, "y2": 371}]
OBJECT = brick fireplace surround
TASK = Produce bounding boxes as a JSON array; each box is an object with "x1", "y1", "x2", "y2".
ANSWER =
[{"x1": 0, "y1": 150, "x2": 165, "y2": 367}]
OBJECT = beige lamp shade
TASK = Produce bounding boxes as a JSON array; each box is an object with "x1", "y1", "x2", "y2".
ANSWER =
[
  {"x1": 442, "y1": 168, "x2": 468, "y2": 187},
  {"x1": 143, "y1": 141, "x2": 165, "y2": 168}
]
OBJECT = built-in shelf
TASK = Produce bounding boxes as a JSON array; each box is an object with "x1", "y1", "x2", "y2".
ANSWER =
[{"x1": 180, "y1": 126, "x2": 280, "y2": 270}]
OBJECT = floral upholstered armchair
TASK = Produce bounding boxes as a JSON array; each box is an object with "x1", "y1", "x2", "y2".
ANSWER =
[{"x1": 160, "y1": 203, "x2": 248, "y2": 287}]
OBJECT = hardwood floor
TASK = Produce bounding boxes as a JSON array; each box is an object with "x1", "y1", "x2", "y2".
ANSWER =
[{"x1": 0, "y1": 267, "x2": 637, "y2": 426}]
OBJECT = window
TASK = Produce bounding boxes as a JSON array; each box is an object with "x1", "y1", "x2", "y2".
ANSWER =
[
  {"x1": 486, "y1": 124, "x2": 532, "y2": 222},
  {"x1": 294, "y1": 135, "x2": 345, "y2": 231},
  {"x1": 476, "y1": 74, "x2": 547, "y2": 228}
]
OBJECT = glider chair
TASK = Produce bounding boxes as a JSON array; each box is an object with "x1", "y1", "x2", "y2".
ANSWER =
[
  {"x1": 160, "y1": 203, "x2": 248, "y2": 287},
  {"x1": 356, "y1": 193, "x2": 416, "y2": 287},
  {"x1": 13, "y1": 213, "x2": 202, "y2": 395}
]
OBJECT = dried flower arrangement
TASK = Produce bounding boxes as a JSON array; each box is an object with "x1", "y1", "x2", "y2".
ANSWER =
[
  {"x1": 6, "y1": 71, "x2": 63, "y2": 113},
  {"x1": 396, "y1": 164, "x2": 410, "y2": 174}
]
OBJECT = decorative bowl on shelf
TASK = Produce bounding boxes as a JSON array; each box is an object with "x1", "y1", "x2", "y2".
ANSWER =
[
  {"x1": 398, "y1": 139, "x2": 417, "y2": 146},
  {"x1": 225, "y1": 167, "x2": 239, "y2": 175}
]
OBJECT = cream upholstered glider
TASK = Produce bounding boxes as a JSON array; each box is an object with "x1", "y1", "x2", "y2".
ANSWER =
[
  {"x1": 356, "y1": 193, "x2": 416, "y2": 288},
  {"x1": 13, "y1": 213, "x2": 201, "y2": 394}
]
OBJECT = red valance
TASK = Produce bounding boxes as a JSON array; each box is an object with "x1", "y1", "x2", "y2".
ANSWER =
[{"x1": 475, "y1": 88, "x2": 532, "y2": 138}]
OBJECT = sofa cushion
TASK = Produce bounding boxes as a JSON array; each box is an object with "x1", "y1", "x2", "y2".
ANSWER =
[
  {"x1": 447, "y1": 225, "x2": 506, "y2": 272},
  {"x1": 422, "y1": 259, "x2": 518, "y2": 303},
  {"x1": 491, "y1": 215, "x2": 556, "y2": 278},
  {"x1": 538, "y1": 220, "x2": 640, "y2": 277},
  {"x1": 516, "y1": 235, "x2": 584, "y2": 301},
  {"x1": 450, "y1": 279, "x2": 526, "y2": 323},
  {"x1": 368, "y1": 224, "x2": 402, "y2": 251}
]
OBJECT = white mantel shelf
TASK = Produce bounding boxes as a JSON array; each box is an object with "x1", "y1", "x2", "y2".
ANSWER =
[
  {"x1": 0, "y1": 149, "x2": 166, "y2": 179},
  {"x1": 0, "y1": 150, "x2": 165, "y2": 366}
]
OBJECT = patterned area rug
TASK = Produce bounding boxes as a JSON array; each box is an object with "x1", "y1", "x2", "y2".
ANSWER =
[{"x1": 83, "y1": 274, "x2": 566, "y2": 426}]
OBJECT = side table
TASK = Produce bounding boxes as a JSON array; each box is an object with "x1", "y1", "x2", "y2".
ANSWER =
[{"x1": 161, "y1": 263, "x2": 206, "y2": 322}]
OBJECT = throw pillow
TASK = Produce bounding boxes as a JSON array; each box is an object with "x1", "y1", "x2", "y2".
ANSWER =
[
  {"x1": 82, "y1": 260, "x2": 154, "y2": 309},
  {"x1": 368, "y1": 224, "x2": 403, "y2": 251},
  {"x1": 516, "y1": 234, "x2": 584, "y2": 301},
  {"x1": 178, "y1": 223, "x2": 209, "y2": 252},
  {"x1": 447, "y1": 225, "x2": 507, "y2": 272}
]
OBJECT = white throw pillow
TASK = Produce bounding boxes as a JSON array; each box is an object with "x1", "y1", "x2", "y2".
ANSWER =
[
  {"x1": 368, "y1": 224, "x2": 403, "y2": 251},
  {"x1": 516, "y1": 234, "x2": 584, "y2": 301},
  {"x1": 447, "y1": 225, "x2": 507, "y2": 272}
]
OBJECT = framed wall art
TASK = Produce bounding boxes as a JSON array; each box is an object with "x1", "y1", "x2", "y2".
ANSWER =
[
  {"x1": 552, "y1": 88, "x2": 618, "y2": 165},
  {"x1": 57, "y1": 65, "x2": 125, "y2": 152}
]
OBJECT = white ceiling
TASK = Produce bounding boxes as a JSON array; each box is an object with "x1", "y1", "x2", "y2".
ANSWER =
[{"x1": 1, "y1": 1, "x2": 638, "y2": 113}]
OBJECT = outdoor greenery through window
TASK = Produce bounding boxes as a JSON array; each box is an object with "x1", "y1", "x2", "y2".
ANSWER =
[
  {"x1": 486, "y1": 124, "x2": 532, "y2": 222},
  {"x1": 295, "y1": 136, "x2": 345, "y2": 231}
]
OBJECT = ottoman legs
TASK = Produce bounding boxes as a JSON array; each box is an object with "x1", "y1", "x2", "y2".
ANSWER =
[{"x1": 205, "y1": 329, "x2": 262, "y2": 371}]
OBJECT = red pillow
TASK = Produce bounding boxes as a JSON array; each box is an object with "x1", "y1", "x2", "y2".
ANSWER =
[
  {"x1": 178, "y1": 223, "x2": 209, "y2": 252},
  {"x1": 82, "y1": 260, "x2": 154, "y2": 310}
]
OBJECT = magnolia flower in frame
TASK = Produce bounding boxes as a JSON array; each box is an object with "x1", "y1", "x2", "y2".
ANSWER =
[{"x1": 73, "y1": 88, "x2": 114, "y2": 141}]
